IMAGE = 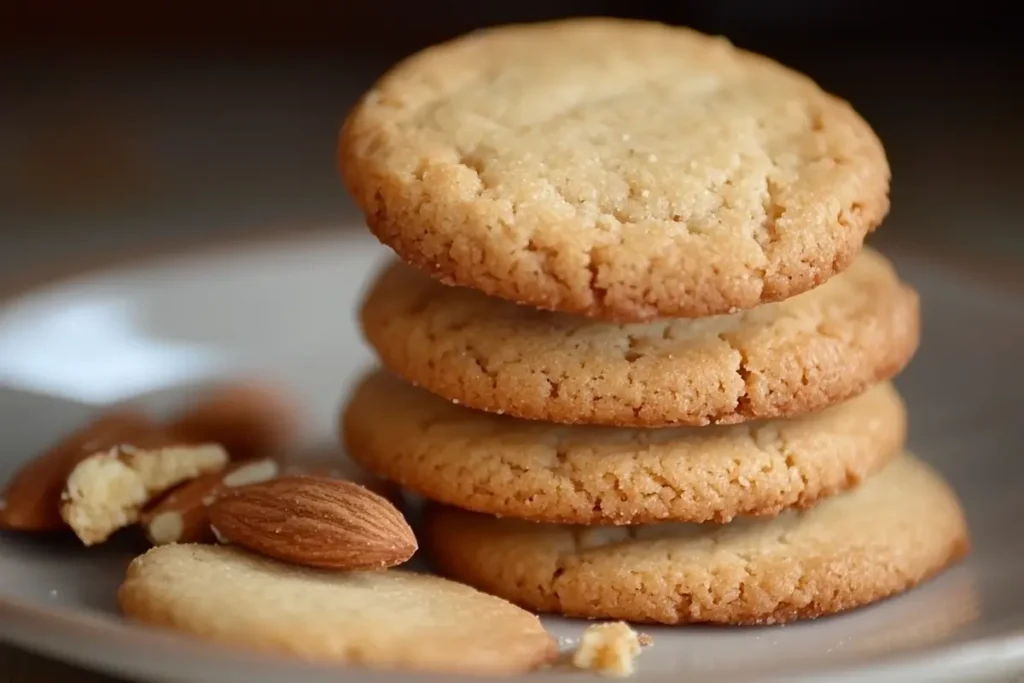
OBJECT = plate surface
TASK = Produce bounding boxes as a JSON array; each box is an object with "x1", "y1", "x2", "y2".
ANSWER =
[{"x1": 0, "y1": 231, "x2": 1022, "y2": 683}]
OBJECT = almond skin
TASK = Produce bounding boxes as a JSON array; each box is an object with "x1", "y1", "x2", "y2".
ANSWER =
[
  {"x1": 0, "y1": 410, "x2": 156, "y2": 531},
  {"x1": 168, "y1": 382, "x2": 301, "y2": 462},
  {"x1": 207, "y1": 476, "x2": 417, "y2": 570},
  {"x1": 141, "y1": 458, "x2": 280, "y2": 546}
]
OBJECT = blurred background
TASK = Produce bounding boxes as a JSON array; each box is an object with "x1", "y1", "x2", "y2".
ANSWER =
[{"x1": 0, "y1": 1, "x2": 1021, "y2": 288}]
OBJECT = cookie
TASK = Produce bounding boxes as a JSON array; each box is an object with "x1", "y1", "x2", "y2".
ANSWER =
[
  {"x1": 360, "y1": 248, "x2": 918, "y2": 427},
  {"x1": 118, "y1": 544, "x2": 557, "y2": 675},
  {"x1": 422, "y1": 454, "x2": 969, "y2": 625},
  {"x1": 339, "y1": 18, "x2": 889, "y2": 322},
  {"x1": 343, "y1": 371, "x2": 906, "y2": 524}
]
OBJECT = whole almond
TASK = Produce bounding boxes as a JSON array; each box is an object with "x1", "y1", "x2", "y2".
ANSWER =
[
  {"x1": 207, "y1": 476, "x2": 417, "y2": 570},
  {"x1": 168, "y1": 382, "x2": 301, "y2": 461},
  {"x1": 281, "y1": 452, "x2": 401, "y2": 507}
]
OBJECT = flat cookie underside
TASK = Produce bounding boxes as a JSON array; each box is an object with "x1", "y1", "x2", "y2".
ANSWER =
[
  {"x1": 343, "y1": 372, "x2": 907, "y2": 524},
  {"x1": 340, "y1": 19, "x2": 890, "y2": 321},
  {"x1": 360, "y1": 248, "x2": 919, "y2": 427},
  {"x1": 421, "y1": 454, "x2": 970, "y2": 625},
  {"x1": 117, "y1": 545, "x2": 557, "y2": 675}
]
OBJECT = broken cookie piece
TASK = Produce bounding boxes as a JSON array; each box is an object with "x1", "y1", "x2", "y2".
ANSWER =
[
  {"x1": 571, "y1": 622, "x2": 644, "y2": 678},
  {"x1": 61, "y1": 441, "x2": 228, "y2": 545}
]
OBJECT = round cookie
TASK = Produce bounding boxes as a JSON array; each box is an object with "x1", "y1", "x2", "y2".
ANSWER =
[
  {"x1": 360, "y1": 247, "x2": 918, "y2": 427},
  {"x1": 339, "y1": 18, "x2": 890, "y2": 322},
  {"x1": 344, "y1": 371, "x2": 906, "y2": 524},
  {"x1": 118, "y1": 544, "x2": 556, "y2": 675},
  {"x1": 422, "y1": 454, "x2": 970, "y2": 625}
]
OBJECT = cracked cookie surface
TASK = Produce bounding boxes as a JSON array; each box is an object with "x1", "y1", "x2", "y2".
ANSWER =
[
  {"x1": 422, "y1": 454, "x2": 970, "y2": 625},
  {"x1": 339, "y1": 18, "x2": 890, "y2": 321},
  {"x1": 360, "y1": 247, "x2": 919, "y2": 427},
  {"x1": 343, "y1": 371, "x2": 905, "y2": 524}
]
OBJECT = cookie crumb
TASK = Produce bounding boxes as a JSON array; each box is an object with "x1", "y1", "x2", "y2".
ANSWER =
[
  {"x1": 637, "y1": 632, "x2": 654, "y2": 647},
  {"x1": 571, "y1": 622, "x2": 642, "y2": 677},
  {"x1": 557, "y1": 636, "x2": 578, "y2": 650}
]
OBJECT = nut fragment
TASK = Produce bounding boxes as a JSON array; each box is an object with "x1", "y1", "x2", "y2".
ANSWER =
[
  {"x1": 168, "y1": 382, "x2": 301, "y2": 461},
  {"x1": 0, "y1": 410, "x2": 155, "y2": 531},
  {"x1": 208, "y1": 476, "x2": 417, "y2": 570},
  {"x1": 571, "y1": 622, "x2": 643, "y2": 677},
  {"x1": 61, "y1": 439, "x2": 228, "y2": 546},
  {"x1": 141, "y1": 458, "x2": 280, "y2": 545}
]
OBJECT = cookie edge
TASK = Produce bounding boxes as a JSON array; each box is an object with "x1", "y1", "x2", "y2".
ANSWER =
[
  {"x1": 339, "y1": 17, "x2": 891, "y2": 321},
  {"x1": 359, "y1": 263, "x2": 921, "y2": 427},
  {"x1": 117, "y1": 545, "x2": 559, "y2": 675},
  {"x1": 342, "y1": 373, "x2": 907, "y2": 524},
  {"x1": 420, "y1": 459, "x2": 971, "y2": 625}
]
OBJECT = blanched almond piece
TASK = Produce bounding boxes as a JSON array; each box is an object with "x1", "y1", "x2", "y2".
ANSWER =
[
  {"x1": 208, "y1": 476, "x2": 417, "y2": 570},
  {"x1": 142, "y1": 458, "x2": 280, "y2": 545},
  {"x1": 0, "y1": 410, "x2": 155, "y2": 531},
  {"x1": 61, "y1": 439, "x2": 228, "y2": 546},
  {"x1": 168, "y1": 382, "x2": 301, "y2": 461}
]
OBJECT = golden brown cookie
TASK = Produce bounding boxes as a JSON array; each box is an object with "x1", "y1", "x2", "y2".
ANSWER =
[
  {"x1": 118, "y1": 544, "x2": 557, "y2": 675},
  {"x1": 343, "y1": 370, "x2": 906, "y2": 524},
  {"x1": 422, "y1": 454, "x2": 969, "y2": 625},
  {"x1": 360, "y1": 248, "x2": 918, "y2": 427},
  {"x1": 340, "y1": 18, "x2": 889, "y2": 322}
]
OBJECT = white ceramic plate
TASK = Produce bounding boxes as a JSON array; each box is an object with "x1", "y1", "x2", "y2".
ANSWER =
[{"x1": 0, "y1": 231, "x2": 1022, "y2": 683}]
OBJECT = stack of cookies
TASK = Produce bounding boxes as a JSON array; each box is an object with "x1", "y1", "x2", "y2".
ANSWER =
[{"x1": 338, "y1": 18, "x2": 969, "y2": 625}]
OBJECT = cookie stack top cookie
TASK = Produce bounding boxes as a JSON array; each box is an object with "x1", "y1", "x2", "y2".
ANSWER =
[{"x1": 339, "y1": 17, "x2": 890, "y2": 322}]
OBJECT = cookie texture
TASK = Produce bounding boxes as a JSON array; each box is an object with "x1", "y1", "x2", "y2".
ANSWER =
[
  {"x1": 423, "y1": 454, "x2": 969, "y2": 625},
  {"x1": 344, "y1": 371, "x2": 906, "y2": 524},
  {"x1": 339, "y1": 18, "x2": 890, "y2": 321},
  {"x1": 361, "y1": 248, "x2": 918, "y2": 427},
  {"x1": 118, "y1": 544, "x2": 556, "y2": 675}
]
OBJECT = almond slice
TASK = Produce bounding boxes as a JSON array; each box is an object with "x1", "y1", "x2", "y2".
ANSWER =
[
  {"x1": 141, "y1": 458, "x2": 280, "y2": 546},
  {"x1": 207, "y1": 476, "x2": 417, "y2": 570},
  {"x1": 0, "y1": 410, "x2": 155, "y2": 531},
  {"x1": 61, "y1": 439, "x2": 228, "y2": 546}
]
